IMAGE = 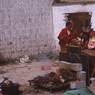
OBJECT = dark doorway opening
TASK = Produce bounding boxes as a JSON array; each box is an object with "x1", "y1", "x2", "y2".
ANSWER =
[{"x1": 66, "y1": 12, "x2": 92, "y2": 35}]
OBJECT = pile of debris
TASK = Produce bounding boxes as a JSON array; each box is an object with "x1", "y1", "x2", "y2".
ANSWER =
[
  {"x1": 28, "y1": 61, "x2": 86, "y2": 92},
  {"x1": 28, "y1": 71, "x2": 70, "y2": 92}
]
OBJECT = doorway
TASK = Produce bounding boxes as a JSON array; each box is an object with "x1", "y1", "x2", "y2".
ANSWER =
[{"x1": 66, "y1": 12, "x2": 92, "y2": 35}]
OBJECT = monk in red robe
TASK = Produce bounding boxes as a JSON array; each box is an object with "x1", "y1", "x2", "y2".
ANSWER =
[{"x1": 58, "y1": 21, "x2": 76, "y2": 51}]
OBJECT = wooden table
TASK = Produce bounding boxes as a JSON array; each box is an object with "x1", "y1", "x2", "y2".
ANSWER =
[{"x1": 82, "y1": 49, "x2": 95, "y2": 57}]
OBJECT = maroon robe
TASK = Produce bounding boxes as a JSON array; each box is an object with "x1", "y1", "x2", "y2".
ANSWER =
[{"x1": 58, "y1": 28, "x2": 76, "y2": 47}]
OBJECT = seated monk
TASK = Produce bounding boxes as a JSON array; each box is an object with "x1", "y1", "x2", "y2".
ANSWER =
[{"x1": 58, "y1": 21, "x2": 76, "y2": 52}]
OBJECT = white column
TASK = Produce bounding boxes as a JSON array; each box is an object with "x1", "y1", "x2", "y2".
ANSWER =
[{"x1": 52, "y1": 7, "x2": 66, "y2": 51}]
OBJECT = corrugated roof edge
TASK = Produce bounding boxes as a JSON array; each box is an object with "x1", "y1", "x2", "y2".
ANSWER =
[{"x1": 52, "y1": 1, "x2": 95, "y2": 6}]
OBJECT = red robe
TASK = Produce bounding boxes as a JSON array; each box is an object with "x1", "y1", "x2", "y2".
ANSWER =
[{"x1": 58, "y1": 28, "x2": 76, "y2": 46}]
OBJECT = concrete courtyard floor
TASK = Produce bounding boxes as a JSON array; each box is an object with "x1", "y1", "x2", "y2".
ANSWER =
[{"x1": 0, "y1": 60, "x2": 64, "y2": 95}]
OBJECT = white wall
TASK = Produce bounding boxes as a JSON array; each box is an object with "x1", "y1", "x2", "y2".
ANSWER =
[
  {"x1": 0, "y1": 0, "x2": 55, "y2": 59},
  {"x1": 52, "y1": 3, "x2": 95, "y2": 50}
]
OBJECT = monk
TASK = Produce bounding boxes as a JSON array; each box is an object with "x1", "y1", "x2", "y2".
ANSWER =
[{"x1": 58, "y1": 21, "x2": 76, "y2": 51}]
